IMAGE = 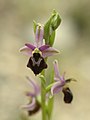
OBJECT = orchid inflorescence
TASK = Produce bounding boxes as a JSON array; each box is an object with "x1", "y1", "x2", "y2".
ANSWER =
[{"x1": 19, "y1": 10, "x2": 76, "y2": 120}]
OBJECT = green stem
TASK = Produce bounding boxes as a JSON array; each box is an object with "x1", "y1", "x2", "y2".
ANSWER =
[
  {"x1": 47, "y1": 69, "x2": 54, "y2": 120},
  {"x1": 40, "y1": 58, "x2": 54, "y2": 120},
  {"x1": 41, "y1": 70, "x2": 47, "y2": 120}
]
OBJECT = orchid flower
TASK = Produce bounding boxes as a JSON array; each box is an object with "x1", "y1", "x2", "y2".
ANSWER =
[
  {"x1": 20, "y1": 25, "x2": 59, "y2": 75},
  {"x1": 51, "y1": 60, "x2": 76, "y2": 103},
  {"x1": 22, "y1": 76, "x2": 41, "y2": 115}
]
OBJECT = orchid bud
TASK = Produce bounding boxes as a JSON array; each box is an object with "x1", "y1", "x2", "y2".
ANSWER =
[
  {"x1": 51, "y1": 10, "x2": 61, "y2": 31},
  {"x1": 44, "y1": 10, "x2": 61, "y2": 46}
]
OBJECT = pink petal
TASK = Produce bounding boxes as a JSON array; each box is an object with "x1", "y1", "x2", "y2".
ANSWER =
[
  {"x1": 35, "y1": 26, "x2": 44, "y2": 48},
  {"x1": 42, "y1": 47, "x2": 59, "y2": 58},
  {"x1": 53, "y1": 60, "x2": 66, "y2": 82},
  {"x1": 51, "y1": 82, "x2": 64, "y2": 95},
  {"x1": 22, "y1": 98, "x2": 36, "y2": 111},
  {"x1": 39, "y1": 45, "x2": 50, "y2": 51},
  {"x1": 25, "y1": 43, "x2": 36, "y2": 50},
  {"x1": 53, "y1": 60, "x2": 61, "y2": 81},
  {"x1": 61, "y1": 72, "x2": 66, "y2": 81},
  {"x1": 54, "y1": 77, "x2": 61, "y2": 81},
  {"x1": 25, "y1": 91, "x2": 36, "y2": 97},
  {"x1": 19, "y1": 46, "x2": 33, "y2": 56},
  {"x1": 26, "y1": 76, "x2": 40, "y2": 96}
]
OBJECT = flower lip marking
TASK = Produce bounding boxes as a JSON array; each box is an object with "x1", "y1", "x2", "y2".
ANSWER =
[{"x1": 27, "y1": 52, "x2": 47, "y2": 75}]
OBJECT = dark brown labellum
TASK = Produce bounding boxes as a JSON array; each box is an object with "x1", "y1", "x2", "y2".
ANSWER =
[
  {"x1": 62, "y1": 87, "x2": 73, "y2": 104},
  {"x1": 28, "y1": 101, "x2": 41, "y2": 116},
  {"x1": 27, "y1": 53, "x2": 47, "y2": 75}
]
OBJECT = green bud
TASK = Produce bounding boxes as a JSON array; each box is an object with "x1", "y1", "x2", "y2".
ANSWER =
[
  {"x1": 44, "y1": 10, "x2": 61, "y2": 46},
  {"x1": 51, "y1": 10, "x2": 61, "y2": 31}
]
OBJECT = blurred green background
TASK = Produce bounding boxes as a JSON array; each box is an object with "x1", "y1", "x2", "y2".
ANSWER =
[{"x1": 0, "y1": 0, "x2": 90, "y2": 120}]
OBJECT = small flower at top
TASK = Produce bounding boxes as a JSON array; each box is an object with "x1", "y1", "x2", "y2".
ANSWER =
[
  {"x1": 20, "y1": 24, "x2": 59, "y2": 75},
  {"x1": 22, "y1": 76, "x2": 41, "y2": 116},
  {"x1": 51, "y1": 60, "x2": 76, "y2": 103}
]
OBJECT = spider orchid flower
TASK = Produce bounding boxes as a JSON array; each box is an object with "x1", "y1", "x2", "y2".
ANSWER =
[
  {"x1": 51, "y1": 60, "x2": 76, "y2": 103},
  {"x1": 20, "y1": 25, "x2": 59, "y2": 75},
  {"x1": 22, "y1": 76, "x2": 41, "y2": 115}
]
